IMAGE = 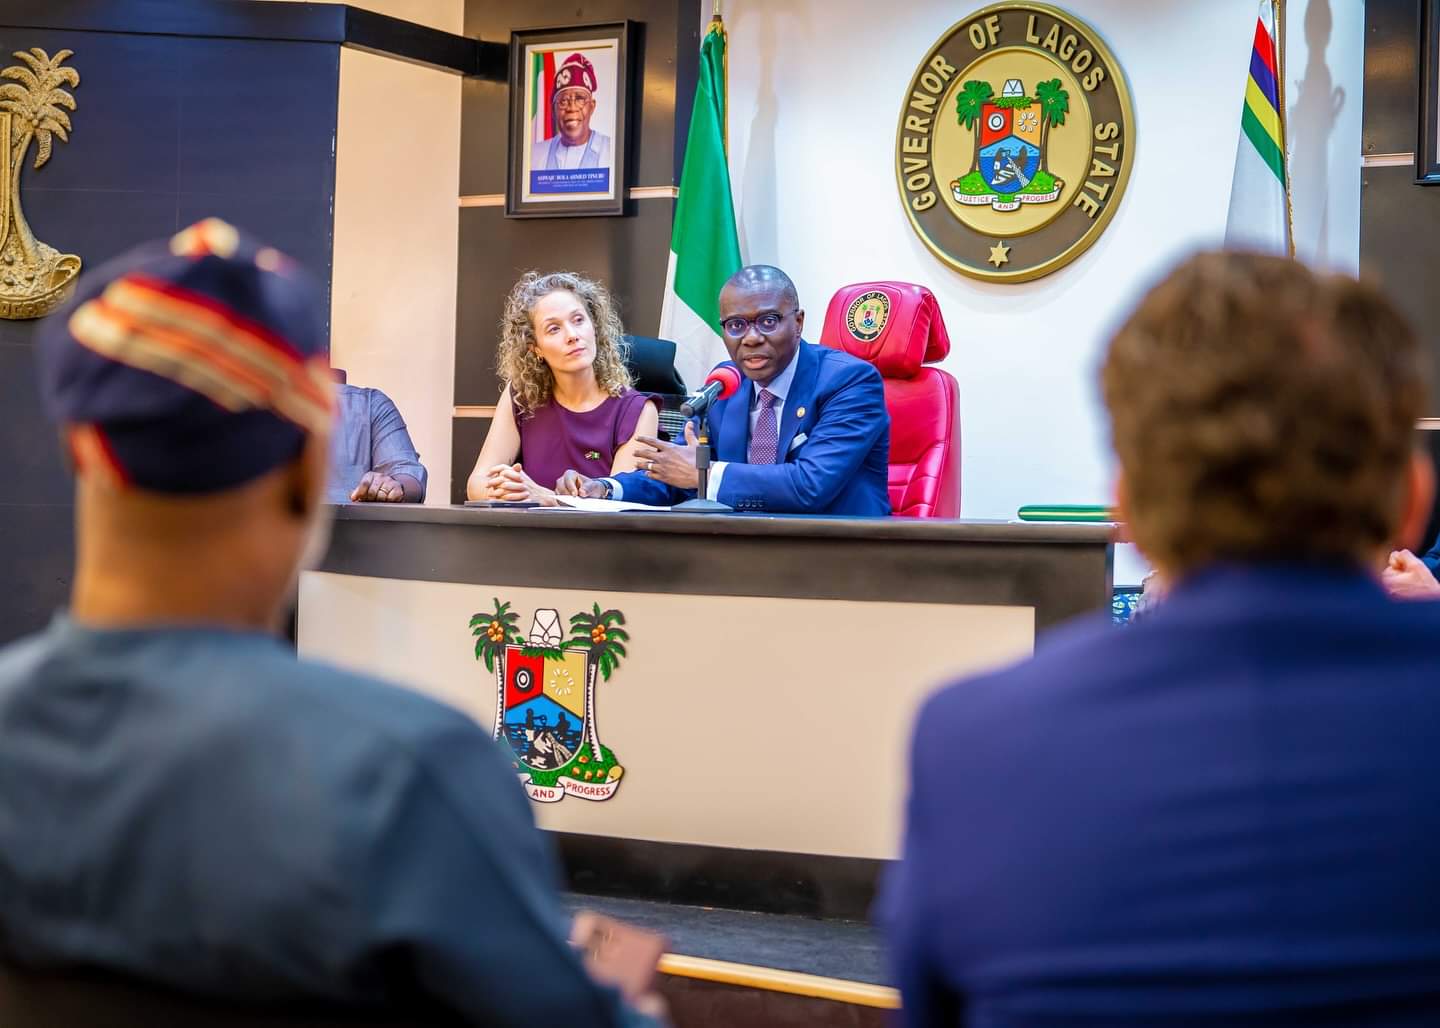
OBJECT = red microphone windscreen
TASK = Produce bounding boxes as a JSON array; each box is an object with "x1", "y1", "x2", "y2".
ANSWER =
[{"x1": 705, "y1": 365, "x2": 742, "y2": 400}]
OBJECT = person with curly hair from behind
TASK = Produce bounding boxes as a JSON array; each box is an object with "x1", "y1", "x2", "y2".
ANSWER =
[{"x1": 466, "y1": 271, "x2": 658, "y2": 504}]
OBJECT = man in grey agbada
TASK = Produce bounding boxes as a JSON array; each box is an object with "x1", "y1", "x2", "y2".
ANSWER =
[{"x1": 0, "y1": 219, "x2": 664, "y2": 1026}]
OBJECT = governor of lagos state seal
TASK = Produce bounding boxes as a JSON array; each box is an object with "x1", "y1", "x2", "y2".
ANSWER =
[{"x1": 894, "y1": 3, "x2": 1134, "y2": 282}]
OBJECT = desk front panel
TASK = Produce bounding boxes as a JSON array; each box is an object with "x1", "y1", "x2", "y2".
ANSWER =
[
  {"x1": 299, "y1": 572, "x2": 1033, "y2": 860},
  {"x1": 298, "y1": 507, "x2": 1112, "y2": 872}
]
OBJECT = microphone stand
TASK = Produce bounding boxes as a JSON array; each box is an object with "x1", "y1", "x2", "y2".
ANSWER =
[{"x1": 673, "y1": 409, "x2": 732, "y2": 513}]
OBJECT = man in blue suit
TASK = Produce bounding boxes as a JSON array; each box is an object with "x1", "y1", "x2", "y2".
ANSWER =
[
  {"x1": 558, "y1": 265, "x2": 890, "y2": 515},
  {"x1": 883, "y1": 253, "x2": 1440, "y2": 1026},
  {"x1": 1382, "y1": 532, "x2": 1440, "y2": 597}
]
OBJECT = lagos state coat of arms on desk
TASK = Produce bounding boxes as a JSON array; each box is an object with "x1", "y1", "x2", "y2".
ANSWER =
[{"x1": 471, "y1": 600, "x2": 628, "y2": 803}]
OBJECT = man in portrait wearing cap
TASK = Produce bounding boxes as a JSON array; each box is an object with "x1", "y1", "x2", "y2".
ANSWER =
[
  {"x1": 0, "y1": 220, "x2": 664, "y2": 1025},
  {"x1": 530, "y1": 52, "x2": 612, "y2": 172}
]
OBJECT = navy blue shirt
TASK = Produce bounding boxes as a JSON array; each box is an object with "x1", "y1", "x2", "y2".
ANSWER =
[{"x1": 0, "y1": 617, "x2": 655, "y2": 1026}]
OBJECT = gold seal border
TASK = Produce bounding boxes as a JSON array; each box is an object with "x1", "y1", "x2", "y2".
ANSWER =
[
  {"x1": 845, "y1": 289, "x2": 890, "y2": 340},
  {"x1": 894, "y1": 1, "x2": 1136, "y2": 284}
]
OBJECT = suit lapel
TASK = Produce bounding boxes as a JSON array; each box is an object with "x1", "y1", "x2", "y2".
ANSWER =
[
  {"x1": 716, "y1": 373, "x2": 752, "y2": 461},
  {"x1": 776, "y1": 342, "x2": 817, "y2": 461}
]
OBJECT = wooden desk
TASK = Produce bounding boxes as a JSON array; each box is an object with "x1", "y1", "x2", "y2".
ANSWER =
[{"x1": 298, "y1": 505, "x2": 1112, "y2": 916}]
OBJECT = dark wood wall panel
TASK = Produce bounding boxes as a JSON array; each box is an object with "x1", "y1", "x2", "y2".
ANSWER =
[
  {"x1": 0, "y1": 21, "x2": 340, "y2": 644},
  {"x1": 450, "y1": 416, "x2": 492, "y2": 504},
  {"x1": 1363, "y1": 0, "x2": 1419, "y2": 155},
  {"x1": 1362, "y1": 0, "x2": 1440, "y2": 413},
  {"x1": 452, "y1": 0, "x2": 699, "y2": 475},
  {"x1": 460, "y1": 0, "x2": 696, "y2": 196}
]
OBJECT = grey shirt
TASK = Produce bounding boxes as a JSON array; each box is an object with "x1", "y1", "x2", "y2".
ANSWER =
[
  {"x1": 328, "y1": 384, "x2": 428, "y2": 503},
  {"x1": 0, "y1": 616, "x2": 657, "y2": 1026}
]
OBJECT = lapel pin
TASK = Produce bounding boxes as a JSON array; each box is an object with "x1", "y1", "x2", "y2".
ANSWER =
[{"x1": 795, "y1": 406, "x2": 806, "y2": 419}]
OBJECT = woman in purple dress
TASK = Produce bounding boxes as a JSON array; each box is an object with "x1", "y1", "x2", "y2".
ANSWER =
[{"x1": 466, "y1": 271, "x2": 658, "y2": 504}]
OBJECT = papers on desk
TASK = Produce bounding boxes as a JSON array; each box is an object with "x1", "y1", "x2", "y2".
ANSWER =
[{"x1": 549, "y1": 495, "x2": 673, "y2": 513}]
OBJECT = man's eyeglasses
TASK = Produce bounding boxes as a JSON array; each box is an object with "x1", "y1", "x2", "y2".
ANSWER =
[
  {"x1": 555, "y1": 94, "x2": 592, "y2": 111},
  {"x1": 721, "y1": 310, "x2": 794, "y2": 338}
]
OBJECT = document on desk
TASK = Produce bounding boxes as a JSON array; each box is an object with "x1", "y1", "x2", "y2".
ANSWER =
[{"x1": 549, "y1": 496, "x2": 672, "y2": 513}]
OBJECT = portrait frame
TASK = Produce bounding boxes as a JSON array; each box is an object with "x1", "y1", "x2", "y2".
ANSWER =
[
  {"x1": 506, "y1": 21, "x2": 633, "y2": 217},
  {"x1": 1418, "y1": 0, "x2": 1440, "y2": 183}
]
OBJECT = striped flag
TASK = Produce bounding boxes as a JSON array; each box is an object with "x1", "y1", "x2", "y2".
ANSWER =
[
  {"x1": 659, "y1": 18, "x2": 742, "y2": 390},
  {"x1": 1225, "y1": 0, "x2": 1291, "y2": 255},
  {"x1": 530, "y1": 50, "x2": 556, "y2": 143}
]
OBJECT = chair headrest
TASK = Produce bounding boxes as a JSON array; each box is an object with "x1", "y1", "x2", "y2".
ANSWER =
[{"x1": 819, "y1": 281, "x2": 951, "y2": 378}]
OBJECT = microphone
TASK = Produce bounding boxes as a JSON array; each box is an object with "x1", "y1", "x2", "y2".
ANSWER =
[{"x1": 680, "y1": 365, "x2": 742, "y2": 418}]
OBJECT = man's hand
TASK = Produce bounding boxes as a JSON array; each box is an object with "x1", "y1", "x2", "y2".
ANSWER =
[
  {"x1": 483, "y1": 463, "x2": 556, "y2": 505},
  {"x1": 570, "y1": 910, "x2": 670, "y2": 1021},
  {"x1": 1382, "y1": 549, "x2": 1440, "y2": 600},
  {"x1": 556, "y1": 470, "x2": 610, "y2": 498},
  {"x1": 633, "y1": 423, "x2": 700, "y2": 491},
  {"x1": 350, "y1": 471, "x2": 406, "y2": 503}
]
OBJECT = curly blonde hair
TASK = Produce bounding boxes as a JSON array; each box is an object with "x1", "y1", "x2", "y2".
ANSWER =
[{"x1": 498, "y1": 271, "x2": 633, "y2": 413}]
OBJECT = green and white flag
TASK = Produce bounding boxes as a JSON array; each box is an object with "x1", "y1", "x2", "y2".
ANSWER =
[
  {"x1": 660, "y1": 17, "x2": 742, "y2": 390},
  {"x1": 1224, "y1": 0, "x2": 1291, "y2": 254}
]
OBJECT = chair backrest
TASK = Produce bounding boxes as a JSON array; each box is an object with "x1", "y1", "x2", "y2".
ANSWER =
[
  {"x1": 623, "y1": 334, "x2": 688, "y2": 396},
  {"x1": 623, "y1": 334, "x2": 689, "y2": 441},
  {"x1": 819, "y1": 282, "x2": 960, "y2": 518},
  {"x1": 0, "y1": 961, "x2": 453, "y2": 1028}
]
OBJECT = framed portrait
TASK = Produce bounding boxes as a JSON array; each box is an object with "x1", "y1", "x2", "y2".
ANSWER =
[
  {"x1": 1419, "y1": 0, "x2": 1440, "y2": 183},
  {"x1": 506, "y1": 21, "x2": 633, "y2": 217}
]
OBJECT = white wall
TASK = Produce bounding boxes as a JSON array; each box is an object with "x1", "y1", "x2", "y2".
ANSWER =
[
  {"x1": 330, "y1": 44, "x2": 461, "y2": 505},
  {"x1": 260, "y1": 0, "x2": 464, "y2": 504},
  {"x1": 720, "y1": 0, "x2": 1362, "y2": 580}
]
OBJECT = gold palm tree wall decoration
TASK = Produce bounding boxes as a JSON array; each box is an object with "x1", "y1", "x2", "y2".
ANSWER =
[{"x1": 0, "y1": 47, "x2": 81, "y2": 320}]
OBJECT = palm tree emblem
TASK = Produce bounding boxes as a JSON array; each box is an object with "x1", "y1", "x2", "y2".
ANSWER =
[
  {"x1": 1034, "y1": 78, "x2": 1070, "y2": 177},
  {"x1": 471, "y1": 599, "x2": 631, "y2": 801},
  {"x1": 471, "y1": 598, "x2": 524, "y2": 731},
  {"x1": 954, "y1": 79, "x2": 995, "y2": 180},
  {"x1": 567, "y1": 603, "x2": 628, "y2": 760},
  {"x1": 0, "y1": 48, "x2": 81, "y2": 319}
]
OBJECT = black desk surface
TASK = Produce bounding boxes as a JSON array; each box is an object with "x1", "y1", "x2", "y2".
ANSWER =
[
  {"x1": 319, "y1": 505, "x2": 1115, "y2": 632},
  {"x1": 328, "y1": 501, "x2": 1113, "y2": 543}
]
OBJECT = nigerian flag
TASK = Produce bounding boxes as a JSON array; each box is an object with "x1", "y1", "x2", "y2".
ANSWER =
[
  {"x1": 1225, "y1": 0, "x2": 1291, "y2": 255},
  {"x1": 660, "y1": 17, "x2": 742, "y2": 390}
]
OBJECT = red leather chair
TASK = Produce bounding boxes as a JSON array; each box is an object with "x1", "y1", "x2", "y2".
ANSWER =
[{"x1": 819, "y1": 282, "x2": 960, "y2": 518}]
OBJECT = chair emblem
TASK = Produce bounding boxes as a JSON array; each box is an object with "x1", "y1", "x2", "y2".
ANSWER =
[{"x1": 845, "y1": 290, "x2": 891, "y2": 342}]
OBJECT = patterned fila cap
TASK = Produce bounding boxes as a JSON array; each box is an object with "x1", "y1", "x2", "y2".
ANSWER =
[
  {"x1": 38, "y1": 218, "x2": 335, "y2": 493},
  {"x1": 554, "y1": 53, "x2": 597, "y2": 96}
]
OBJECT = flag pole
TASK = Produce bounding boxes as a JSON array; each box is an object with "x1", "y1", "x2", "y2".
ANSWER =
[
  {"x1": 709, "y1": 3, "x2": 728, "y2": 157},
  {"x1": 1273, "y1": 0, "x2": 1296, "y2": 258}
]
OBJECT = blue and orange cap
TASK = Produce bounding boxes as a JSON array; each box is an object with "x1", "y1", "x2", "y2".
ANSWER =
[{"x1": 38, "y1": 219, "x2": 335, "y2": 494}]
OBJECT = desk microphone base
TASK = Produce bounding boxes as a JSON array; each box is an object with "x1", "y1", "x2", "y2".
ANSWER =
[{"x1": 673, "y1": 498, "x2": 733, "y2": 513}]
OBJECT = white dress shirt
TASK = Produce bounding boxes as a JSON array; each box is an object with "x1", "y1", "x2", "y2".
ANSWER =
[
  {"x1": 607, "y1": 347, "x2": 802, "y2": 502},
  {"x1": 706, "y1": 345, "x2": 801, "y2": 499}
]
